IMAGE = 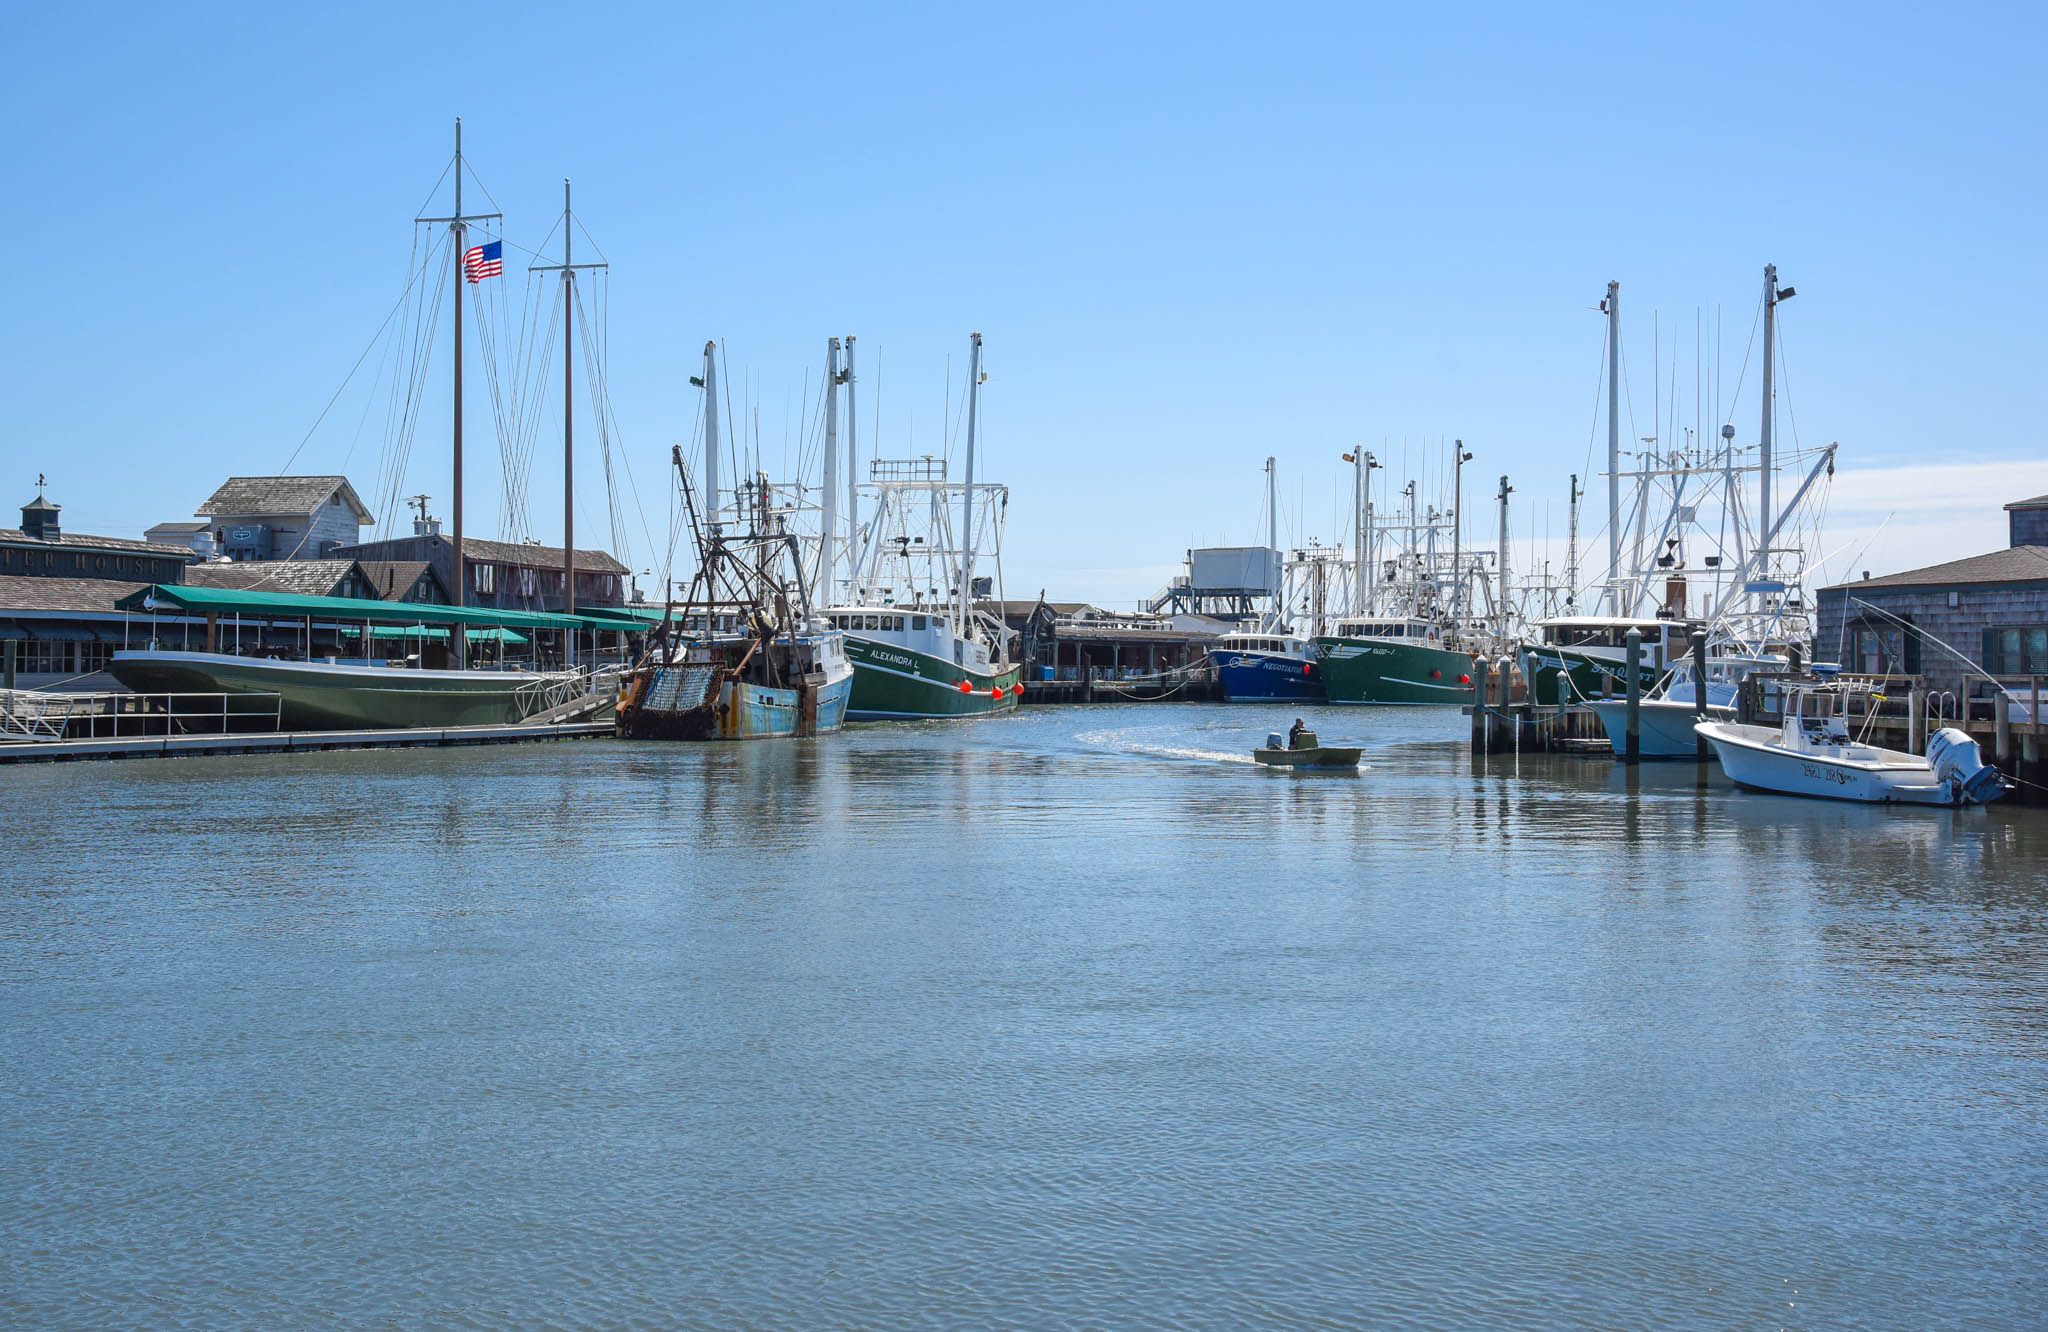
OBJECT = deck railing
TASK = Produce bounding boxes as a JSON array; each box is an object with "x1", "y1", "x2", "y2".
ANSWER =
[{"x1": 0, "y1": 689, "x2": 284, "y2": 742}]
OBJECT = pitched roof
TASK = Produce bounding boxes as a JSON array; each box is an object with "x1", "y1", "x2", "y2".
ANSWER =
[
  {"x1": 2006, "y1": 493, "x2": 2048, "y2": 511},
  {"x1": 195, "y1": 476, "x2": 373, "y2": 523},
  {"x1": 184, "y1": 559, "x2": 363, "y2": 597},
  {"x1": 1823, "y1": 544, "x2": 2048, "y2": 591},
  {"x1": 0, "y1": 529, "x2": 197, "y2": 557},
  {"x1": 356, "y1": 560, "x2": 442, "y2": 601},
  {"x1": 459, "y1": 535, "x2": 629, "y2": 575},
  {"x1": 0, "y1": 575, "x2": 153, "y2": 614},
  {"x1": 145, "y1": 521, "x2": 209, "y2": 536},
  {"x1": 331, "y1": 533, "x2": 630, "y2": 576},
  {"x1": 977, "y1": 599, "x2": 1096, "y2": 618}
]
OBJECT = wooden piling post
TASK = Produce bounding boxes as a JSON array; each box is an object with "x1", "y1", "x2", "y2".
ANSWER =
[
  {"x1": 1691, "y1": 630, "x2": 1709, "y2": 762},
  {"x1": 1623, "y1": 627, "x2": 1642, "y2": 765},
  {"x1": 1996, "y1": 692, "x2": 2012, "y2": 761},
  {"x1": 1908, "y1": 686, "x2": 1925, "y2": 755},
  {"x1": 1471, "y1": 656, "x2": 1488, "y2": 752},
  {"x1": 2, "y1": 638, "x2": 14, "y2": 692},
  {"x1": 1494, "y1": 656, "x2": 1514, "y2": 753}
]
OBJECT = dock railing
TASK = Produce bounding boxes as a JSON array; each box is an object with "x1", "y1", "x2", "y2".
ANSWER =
[{"x1": 0, "y1": 689, "x2": 284, "y2": 742}]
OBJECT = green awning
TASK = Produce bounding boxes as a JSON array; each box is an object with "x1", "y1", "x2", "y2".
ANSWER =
[
  {"x1": 338, "y1": 625, "x2": 531, "y2": 644},
  {"x1": 116, "y1": 583, "x2": 597, "y2": 632},
  {"x1": 576, "y1": 603, "x2": 667, "y2": 627}
]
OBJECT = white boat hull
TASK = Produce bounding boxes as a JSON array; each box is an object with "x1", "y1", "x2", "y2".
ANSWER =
[
  {"x1": 1586, "y1": 699, "x2": 1733, "y2": 759},
  {"x1": 1695, "y1": 721, "x2": 1966, "y2": 805}
]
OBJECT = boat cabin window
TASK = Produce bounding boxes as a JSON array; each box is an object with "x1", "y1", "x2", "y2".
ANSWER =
[{"x1": 912, "y1": 615, "x2": 927, "y2": 631}]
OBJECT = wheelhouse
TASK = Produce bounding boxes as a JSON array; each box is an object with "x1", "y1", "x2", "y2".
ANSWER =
[{"x1": 1329, "y1": 618, "x2": 1437, "y2": 642}]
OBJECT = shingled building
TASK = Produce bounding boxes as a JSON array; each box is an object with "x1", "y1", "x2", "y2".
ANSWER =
[{"x1": 1816, "y1": 492, "x2": 2048, "y2": 699}]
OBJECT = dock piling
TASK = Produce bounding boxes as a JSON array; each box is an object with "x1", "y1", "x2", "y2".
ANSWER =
[
  {"x1": 1623, "y1": 627, "x2": 1642, "y2": 765},
  {"x1": 1996, "y1": 692, "x2": 2012, "y2": 761},
  {"x1": 3, "y1": 639, "x2": 13, "y2": 692},
  {"x1": 1494, "y1": 656, "x2": 1514, "y2": 755},
  {"x1": 1691, "y1": 630, "x2": 1708, "y2": 762},
  {"x1": 1908, "y1": 686, "x2": 1926, "y2": 755},
  {"x1": 1471, "y1": 657, "x2": 1488, "y2": 750}
]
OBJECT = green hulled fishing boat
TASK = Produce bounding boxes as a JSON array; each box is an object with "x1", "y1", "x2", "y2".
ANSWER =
[
  {"x1": 1312, "y1": 617, "x2": 1477, "y2": 704},
  {"x1": 824, "y1": 610, "x2": 1022, "y2": 719},
  {"x1": 1518, "y1": 616, "x2": 1686, "y2": 705},
  {"x1": 817, "y1": 332, "x2": 1023, "y2": 722}
]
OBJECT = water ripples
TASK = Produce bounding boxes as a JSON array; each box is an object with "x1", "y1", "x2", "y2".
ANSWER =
[{"x1": 3, "y1": 703, "x2": 2046, "y2": 1327}]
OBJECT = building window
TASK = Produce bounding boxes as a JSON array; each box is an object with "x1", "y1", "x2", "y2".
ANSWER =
[
  {"x1": 1851, "y1": 621, "x2": 1920, "y2": 676},
  {"x1": 23, "y1": 639, "x2": 73, "y2": 673},
  {"x1": 475, "y1": 563, "x2": 496, "y2": 595},
  {"x1": 1985, "y1": 626, "x2": 2048, "y2": 675}
]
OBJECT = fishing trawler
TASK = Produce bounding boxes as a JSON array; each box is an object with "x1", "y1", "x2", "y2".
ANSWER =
[
  {"x1": 811, "y1": 333, "x2": 1022, "y2": 719},
  {"x1": 1528, "y1": 269, "x2": 1835, "y2": 707},
  {"x1": 615, "y1": 366, "x2": 852, "y2": 741},
  {"x1": 1208, "y1": 459, "x2": 1325, "y2": 703},
  {"x1": 1314, "y1": 446, "x2": 1508, "y2": 704}
]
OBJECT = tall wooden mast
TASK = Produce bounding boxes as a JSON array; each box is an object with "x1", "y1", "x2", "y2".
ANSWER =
[
  {"x1": 529, "y1": 179, "x2": 606, "y2": 634},
  {"x1": 415, "y1": 118, "x2": 499, "y2": 664}
]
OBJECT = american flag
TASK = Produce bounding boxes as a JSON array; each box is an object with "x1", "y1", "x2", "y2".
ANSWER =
[{"x1": 463, "y1": 240, "x2": 503, "y2": 283}]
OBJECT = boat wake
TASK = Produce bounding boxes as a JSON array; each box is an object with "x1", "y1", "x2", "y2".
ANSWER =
[{"x1": 1074, "y1": 725, "x2": 1261, "y2": 766}]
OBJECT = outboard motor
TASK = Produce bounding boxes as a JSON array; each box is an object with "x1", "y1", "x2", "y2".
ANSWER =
[
  {"x1": 1266, "y1": 732, "x2": 1285, "y2": 751},
  {"x1": 1927, "y1": 727, "x2": 2007, "y2": 805}
]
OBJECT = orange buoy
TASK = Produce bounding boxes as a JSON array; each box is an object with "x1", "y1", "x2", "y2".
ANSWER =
[{"x1": 958, "y1": 679, "x2": 972, "y2": 693}]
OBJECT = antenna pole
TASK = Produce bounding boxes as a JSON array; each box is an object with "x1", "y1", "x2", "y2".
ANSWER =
[
  {"x1": 818, "y1": 338, "x2": 841, "y2": 606},
  {"x1": 958, "y1": 333, "x2": 983, "y2": 634},
  {"x1": 1758, "y1": 263, "x2": 1779, "y2": 604},
  {"x1": 1565, "y1": 473, "x2": 1582, "y2": 608},
  {"x1": 1605, "y1": 280, "x2": 1620, "y2": 615},
  {"x1": 703, "y1": 343, "x2": 721, "y2": 527},
  {"x1": 1352, "y1": 451, "x2": 1365, "y2": 616},
  {"x1": 1496, "y1": 475, "x2": 1513, "y2": 636},
  {"x1": 844, "y1": 335, "x2": 858, "y2": 596},
  {"x1": 1265, "y1": 456, "x2": 1278, "y2": 626},
  {"x1": 1363, "y1": 453, "x2": 1376, "y2": 615}
]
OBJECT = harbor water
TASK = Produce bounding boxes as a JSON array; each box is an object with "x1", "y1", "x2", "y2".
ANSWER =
[{"x1": 4, "y1": 704, "x2": 2045, "y2": 1327}]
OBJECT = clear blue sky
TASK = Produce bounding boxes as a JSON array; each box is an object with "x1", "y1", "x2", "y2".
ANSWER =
[{"x1": 6, "y1": 2, "x2": 2042, "y2": 604}]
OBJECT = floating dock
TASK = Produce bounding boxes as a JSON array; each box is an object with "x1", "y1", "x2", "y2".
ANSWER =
[{"x1": 0, "y1": 720, "x2": 613, "y2": 765}]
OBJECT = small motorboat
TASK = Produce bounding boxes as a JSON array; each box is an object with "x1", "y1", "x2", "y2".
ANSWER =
[
  {"x1": 1694, "y1": 682, "x2": 2007, "y2": 806},
  {"x1": 1253, "y1": 728, "x2": 1362, "y2": 770}
]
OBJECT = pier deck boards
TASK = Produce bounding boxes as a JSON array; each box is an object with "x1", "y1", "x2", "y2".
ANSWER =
[{"x1": 0, "y1": 720, "x2": 613, "y2": 765}]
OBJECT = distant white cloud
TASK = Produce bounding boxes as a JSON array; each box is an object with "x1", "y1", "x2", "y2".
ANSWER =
[
  {"x1": 1810, "y1": 458, "x2": 2044, "y2": 584},
  {"x1": 1503, "y1": 457, "x2": 2044, "y2": 601}
]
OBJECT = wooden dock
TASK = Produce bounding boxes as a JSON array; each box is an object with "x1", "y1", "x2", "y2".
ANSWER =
[
  {"x1": 0, "y1": 720, "x2": 613, "y2": 765},
  {"x1": 1021, "y1": 670, "x2": 1221, "y2": 704}
]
